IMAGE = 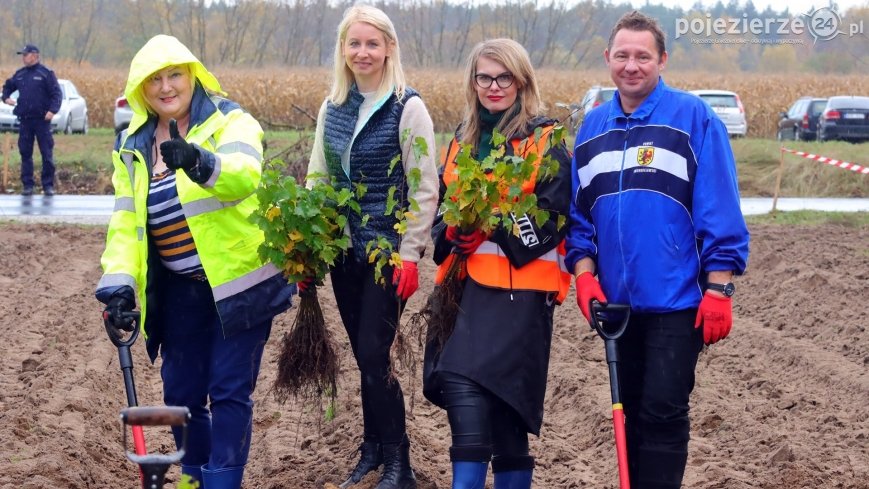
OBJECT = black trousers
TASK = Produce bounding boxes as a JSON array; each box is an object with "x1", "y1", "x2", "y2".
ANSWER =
[
  {"x1": 439, "y1": 372, "x2": 532, "y2": 472},
  {"x1": 617, "y1": 309, "x2": 703, "y2": 489},
  {"x1": 331, "y1": 257, "x2": 406, "y2": 444}
]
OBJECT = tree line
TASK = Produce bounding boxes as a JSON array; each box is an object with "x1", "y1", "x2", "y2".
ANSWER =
[{"x1": 0, "y1": 0, "x2": 866, "y2": 73}]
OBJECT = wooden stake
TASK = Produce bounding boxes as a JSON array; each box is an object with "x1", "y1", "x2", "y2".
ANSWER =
[{"x1": 772, "y1": 146, "x2": 785, "y2": 215}]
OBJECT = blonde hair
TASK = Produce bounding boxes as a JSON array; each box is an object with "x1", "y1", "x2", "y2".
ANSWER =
[
  {"x1": 328, "y1": 5, "x2": 406, "y2": 105},
  {"x1": 460, "y1": 38, "x2": 543, "y2": 149}
]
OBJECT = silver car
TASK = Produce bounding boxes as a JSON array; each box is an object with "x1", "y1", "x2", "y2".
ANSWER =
[
  {"x1": 690, "y1": 89, "x2": 747, "y2": 137},
  {"x1": 0, "y1": 78, "x2": 88, "y2": 134},
  {"x1": 114, "y1": 95, "x2": 133, "y2": 134}
]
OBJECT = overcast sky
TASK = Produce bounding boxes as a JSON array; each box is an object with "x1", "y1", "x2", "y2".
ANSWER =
[{"x1": 627, "y1": 0, "x2": 868, "y2": 14}]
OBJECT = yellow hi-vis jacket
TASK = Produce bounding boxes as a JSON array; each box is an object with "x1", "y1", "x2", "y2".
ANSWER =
[
  {"x1": 96, "y1": 35, "x2": 292, "y2": 353},
  {"x1": 436, "y1": 124, "x2": 571, "y2": 304}
]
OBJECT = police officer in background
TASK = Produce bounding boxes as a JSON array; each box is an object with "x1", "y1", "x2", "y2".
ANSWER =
[{"x1": 2, "y1": 44, "x2": 62, "y2": 196}]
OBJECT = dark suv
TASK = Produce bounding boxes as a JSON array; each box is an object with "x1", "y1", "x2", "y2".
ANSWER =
[
  {"x1": 777, "y1": 97, "x2": 827, "y2": 141},
  {"x1": 818, "y1": 96, "x2": 869, "y2": 143}
]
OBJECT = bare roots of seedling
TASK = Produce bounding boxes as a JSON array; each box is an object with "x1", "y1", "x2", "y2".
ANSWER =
[
  {"x1": 273, "y1": 290, "x2": 339, "y2": 409},
  {"x1": 403, "y1": 256, "x2": 466, "y2": 358},
  {"x1": 424, "y1": 256, "x2": 466, "y2": 348}
]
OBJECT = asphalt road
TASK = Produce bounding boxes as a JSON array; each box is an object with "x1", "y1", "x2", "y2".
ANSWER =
[{"x1": 0, "y1": 194, "x2": 867, "y2": 226}]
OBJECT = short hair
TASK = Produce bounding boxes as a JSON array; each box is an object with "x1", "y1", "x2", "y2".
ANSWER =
[
  {"x1": 137, "y1": 63, "x2": 195, "y2": 116},
  {"x1": 328, "y1": 5, "x2": 406, "y2": 105},
  {"x1": 460, "y1": 38, "x2": 542, "y2": 148},
  {"x1": 608, "y1": 11, "x2": 667, "y2": 57}
]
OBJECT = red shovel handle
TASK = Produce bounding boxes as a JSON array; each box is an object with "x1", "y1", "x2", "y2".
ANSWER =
[{"x1": 612, "y1": 403, "x2": 630, "y2": 489}]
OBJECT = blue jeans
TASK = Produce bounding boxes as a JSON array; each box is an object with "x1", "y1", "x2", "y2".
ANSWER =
[
  {"x1": 617, "y1": 309, "x2": 703, "y2": 489},
  {"x1": 18, "y1": 118, "x2": 54, "y2": 188},
  {"x1": 158, "y1": 273, "x2": 272, "y2": 470}
]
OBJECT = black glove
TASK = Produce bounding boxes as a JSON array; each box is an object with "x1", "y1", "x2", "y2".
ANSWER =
[
  {"x1": 103, "y1": 296, "x2": 135, "y2": 338},
  {"x1": 160, "y1": 118, "x2": 199, "y2": 171}
]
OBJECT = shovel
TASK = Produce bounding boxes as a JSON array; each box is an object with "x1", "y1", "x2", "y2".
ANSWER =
[
  {"x1": 590, "y1": 300, "x2": 632, "y2": 489},
  {"x1": 121, "y1": 406, "x2": 191, "y2": 489},
  {"x1": 104, "y1": 311, "x2": 148, "y2": 470}
]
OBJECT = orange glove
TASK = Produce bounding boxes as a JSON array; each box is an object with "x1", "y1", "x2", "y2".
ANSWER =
[
  {"x1": 694, "y1": 292, "x2": 732, "y2": 345},
  {"x1": 575, "y1": 271, "x2": 607, "y2": 324},
  {"x1": 393, "y1": 261, "x2": 419, "y2": 301}
]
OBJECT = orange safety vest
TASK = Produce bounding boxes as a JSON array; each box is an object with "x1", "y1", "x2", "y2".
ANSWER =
[{"x1": 436, "y1": 126, "x2": 571, "y2": 304}]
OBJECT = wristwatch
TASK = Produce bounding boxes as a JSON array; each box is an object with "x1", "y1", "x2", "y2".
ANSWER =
[{"x1": 707, "y1": 282, "x2": 736, "y2": 297}]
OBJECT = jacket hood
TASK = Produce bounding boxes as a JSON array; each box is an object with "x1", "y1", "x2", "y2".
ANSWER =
[{"x1": 124, "y1": 34, "x2": 224, "y2": 134}]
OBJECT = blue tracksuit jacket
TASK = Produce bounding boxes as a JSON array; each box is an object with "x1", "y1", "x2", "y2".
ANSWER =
[{"x1": 565, "y1": 78, "x2": 749, "y2": 313}]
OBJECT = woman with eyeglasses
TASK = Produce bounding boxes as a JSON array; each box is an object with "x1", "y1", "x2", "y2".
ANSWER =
[{"x1": 424, "y1": 38, "x2": 572, "y2": 489}]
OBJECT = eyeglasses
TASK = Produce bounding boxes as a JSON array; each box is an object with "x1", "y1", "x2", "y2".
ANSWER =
[{"x1": 474, "y1": 73, "x2": 514, "y2": 89}]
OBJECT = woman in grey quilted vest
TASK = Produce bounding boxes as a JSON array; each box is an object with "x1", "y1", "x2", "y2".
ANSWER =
[{"x1": 305, "y1": 5, "x2": 438, "y2": 489}]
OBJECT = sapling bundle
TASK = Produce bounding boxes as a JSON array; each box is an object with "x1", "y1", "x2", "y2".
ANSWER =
[
  {"x1": 252, "y1": 162, "x2": 355, "y2": 413},
  {"x1": 361, "y1": 131, "x2": 427, "y2": 393},
  {"x1": 417, "y1": 126, "x2": 564, "y2": 349}
]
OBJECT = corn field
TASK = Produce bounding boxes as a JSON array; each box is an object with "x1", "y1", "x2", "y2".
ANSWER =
[{"x1": 7, "y1": 63, "x2": 867, "y2": 138}]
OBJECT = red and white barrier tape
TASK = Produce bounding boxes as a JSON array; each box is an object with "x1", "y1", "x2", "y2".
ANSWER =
[{"x1": 780, "y1": 147, "x2": 869, "y2": 175}]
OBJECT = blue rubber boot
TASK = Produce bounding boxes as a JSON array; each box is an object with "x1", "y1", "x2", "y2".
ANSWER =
[
  {"x1": 200, "y1": 465, "x2": 244, "y2": 489},
  {"x1": 493, "y1": 469, "x2": 533, "y2": 489},
  {"x1": 452, "y1": 461, "x2": 488, "y2": 489},
  {"x1": 180, "y1": 464, "x2": 203, "y2": 488},
  {"x1": 492, "y1": 455, "x2": 534, "y2": 489}
]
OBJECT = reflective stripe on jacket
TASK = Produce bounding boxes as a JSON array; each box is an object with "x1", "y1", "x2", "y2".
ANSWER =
[{"x1": 436, "y1": 125, "x2": 571, "y2": 303}]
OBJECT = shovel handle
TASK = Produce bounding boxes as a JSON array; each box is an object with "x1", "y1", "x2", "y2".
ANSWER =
[
  {"x1": 122, "y1": 406, "x2": 191, "y2": 427},
  {"x1": 590, "y1": 300, "x2": 631, "y2": 340},
  {"x1": 104, "y1": 311, "x2": 141, "y2": 348}
]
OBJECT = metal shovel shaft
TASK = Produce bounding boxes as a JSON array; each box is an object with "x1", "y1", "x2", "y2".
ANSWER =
[
  {"x1": 591, "y1": 301, "x2": 632, "y2": 489},
  {"x1": 606, "y1": 337, "x2": 630, "y2": 489},
  {"x1": 117, "y1": 338, "x2": 147, "y2": 457}
]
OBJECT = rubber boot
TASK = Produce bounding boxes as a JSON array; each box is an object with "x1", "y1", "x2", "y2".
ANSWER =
[
  {"x1": 180, "y1": 464, "x2": 203, "y2": 488},
  {"x1": 451, "y1": 461, "x2": 488, "y2": 489},
  {"x1": 492, "y1": 455, "x2": 534, "y2": 489},
  {"x1": 341, "y1": 440, "x2": 383, "y2": 487},
  {"x1": 200, "y1": 465, "x2": 244, "y2": 489},
  {"x1": 376, "y1": 436, "x2": 416, "y2": 489},
  {"x1": 493, "y1": 469, "x2": 533, "y2": 489}
]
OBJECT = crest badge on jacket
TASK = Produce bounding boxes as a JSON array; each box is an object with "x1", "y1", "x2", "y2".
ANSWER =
[{"x1": 637, "y1": 146, "x2": 655, "y2": 166}]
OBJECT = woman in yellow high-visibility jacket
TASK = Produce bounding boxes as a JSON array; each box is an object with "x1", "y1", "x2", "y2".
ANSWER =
[
  {"x1": 95, "y1": 35, "x2": 295, "y2": 489},
  {"x1": 424, "y1": 38, "x2": 572, "y2": 489}
]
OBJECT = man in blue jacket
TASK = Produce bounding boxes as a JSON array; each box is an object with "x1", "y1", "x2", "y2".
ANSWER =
[
  {"x1": 565, "y1": 11, "x2": 750, "y2": 489},
  {"x1": 2, "y1": 44, "x2": 62, "y2": 196}
]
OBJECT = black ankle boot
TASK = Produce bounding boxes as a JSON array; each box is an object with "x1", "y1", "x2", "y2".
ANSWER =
[
  {"x1": 340, "y1": 440, "x2": 383, "y2": 487},
  {"x1": 376, "y1": 436, "x2": 417, "y2": 489}
]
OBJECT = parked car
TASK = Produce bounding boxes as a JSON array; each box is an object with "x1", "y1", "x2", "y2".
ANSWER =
[
  {"x1": 558, "y1": 85, "x2": 616, "y2": 135},
  {"x1": 581, "y1": 85, "x2": 617, "y2": 115},
  {"x1": 0, "y1": 78, "x2": 88, "y2": 134},
  {"x1": 114, "y1": 95, "x2": 133, "y2": 134},
  {"x1": 54, "y1": 79, "x2": 88, "y2": 134},
  {"x1": 0, "y1": 92, "x2": 17, "y2": 132},
  {"x1": 817, "y1": 95, "x2": 869, "y2": 143},
  {"x1": 777, "y1": 97, "x2": 827, "y2": 141},
  {"x1": 690, "y1": 89, "x2": 747, "y2": 137}
]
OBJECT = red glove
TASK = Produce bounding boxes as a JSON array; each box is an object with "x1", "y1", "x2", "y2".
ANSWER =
[
  {"x1": 297, "y1": 276, "x2": 315, "y2": 294},
  {"x1": 393, "y1": 261, "x2": 419, "y2": 301},
  {"x1": 446, "y1": 226, "x2": 487, "y2": 255},
  {"x1": 694, "y1": 292, "x2": 732, "y2": 345},
  {"x1": 575, "y1": 271, "x2": 607, "y2": 324}
]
